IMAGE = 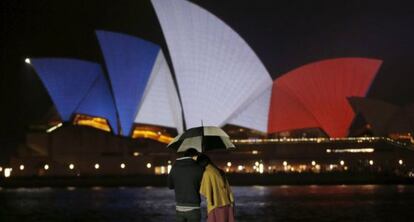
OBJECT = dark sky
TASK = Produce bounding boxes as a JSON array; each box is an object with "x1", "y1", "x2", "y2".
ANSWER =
[{"x1": 1, "y1": 0, "x2": 414, "y2": 143}]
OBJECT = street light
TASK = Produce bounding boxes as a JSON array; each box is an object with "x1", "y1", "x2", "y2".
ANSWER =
[
  {"x1": 340, "y1": 160, "x2": 345, "y2": 166},
  {"x1": 19, "y1": 165, "x2": 25, "y2": 171},
  {"x1": 44, "y1": 164, "x2": 49, "y2": 170},
  {"x1": 94, "y1": 163, "x2": 100, "y2": 169},
  {"x1": 25, "y1": 58, "x2": 31, "y2": 64},
  {"x1": 120, "y1": 163, "x2": 126, "y2": 169}
]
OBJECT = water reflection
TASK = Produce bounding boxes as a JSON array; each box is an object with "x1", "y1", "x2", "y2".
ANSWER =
[{"x1": 0, "y1": 185, "x2": 413, "y2": 222}]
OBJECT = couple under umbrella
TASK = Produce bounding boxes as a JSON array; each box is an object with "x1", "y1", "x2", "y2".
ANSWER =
[{"x1": 168, "y1": 126, "x2": 236, "y2": 222}]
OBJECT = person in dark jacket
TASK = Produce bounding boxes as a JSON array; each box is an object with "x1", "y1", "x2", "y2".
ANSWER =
[{"x1": 168, "y1": 148, "x2": 204, "y2": 222}]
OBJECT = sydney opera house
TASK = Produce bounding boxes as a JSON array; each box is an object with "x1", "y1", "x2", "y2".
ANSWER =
[{"x1": 3, "y1": 0, "x2": 413, "y2": 182}]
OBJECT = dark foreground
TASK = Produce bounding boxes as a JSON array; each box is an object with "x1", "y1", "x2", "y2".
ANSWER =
[{"x1": 1, "y1": 185, "x2": 414, "y2": 222}]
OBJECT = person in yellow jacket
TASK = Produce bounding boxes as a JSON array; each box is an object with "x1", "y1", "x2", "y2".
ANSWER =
[{"x1": 197, "y1": 154, "x2": 235, "y2": 222}]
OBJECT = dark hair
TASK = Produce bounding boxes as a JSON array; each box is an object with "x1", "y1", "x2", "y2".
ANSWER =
[
  {"x1": 197, "y1": 153, "x2": 211, "y2": 168},
  {"x1": 184, "y1": 148, "x2": 199, "y2": 157},
  {"x1": 196, "y1": 154, "x2": 226, "y2": 178}
]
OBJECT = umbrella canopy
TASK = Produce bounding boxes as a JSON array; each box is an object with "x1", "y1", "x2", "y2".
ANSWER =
[{"x1": 167, "y1": 126, "x2": 235, "y2": 153}]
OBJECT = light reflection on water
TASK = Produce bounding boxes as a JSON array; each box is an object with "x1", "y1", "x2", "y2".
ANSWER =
[{"x1": 0, "y1": 185, "x2": 414, "y2": 222}]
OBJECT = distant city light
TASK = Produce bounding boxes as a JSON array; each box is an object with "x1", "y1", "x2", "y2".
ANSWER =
[
  {"x1": 252, "y1": 150, "x2": 258, "y2": 155},
  {"x1": 25, "y1": 58, "x2": 31, "y2": 64},
  {"x1": 283, "y1": 161, "x2": 288, "y2": 167},
  {"x1": 19, "y1": 165, "x2": 25, "y2": 171},
  {"x1": 259, "y1": 163, "x2": 264, "y2": 174},
  {"x1": 94, "y1": 163, "x2": 100, "y2": 169},
  {"x1": 369, "y1": 160, "x2": 374, "y2": 166},
  {"x1": 160, "y1": 166, "x2": 166, "y2": 174},
  {"x1": 344, "y1": 166, "x2": 349, "y2": 170},
  {"x1": 146, "y1": 163, "x2": 152, "y2": 169},
  {"x1": 398, "y1": 159, "x2": 404, "y2": 165},
  {"x1": 326, "y1": 148, "x2": 374, "y2": 153},
  {"x1": 255, "y1": 161, "x2": 259, "y2": 167},
  {"x1": 340, "y1": 160, "x2": 345, "y2": 166},
  {"x1": 46, "y1": 122, "x2": 63, "y2": 133},
  {"x1": 0, "y1": 167, "x2": 2, "y2": 172},
  {"x1": 227, "y1": 162, "x2": 232, "y2": 167},
  {"x1": 237, "y1": 165, "x2": 244, "y2": 171},
  {"x1": 133, "y1": 152, "x2": 140, "y2": 157},
  {"x1": 69, "y1": 164, "x2": 75, "y2": 170},
  {"x1": 120, "y1": 163, "x2": 126, "y2": 169},
  {"x1": 44, "y1": 164, "x2": 49, "y2": 170},
  {"x1": 4, "y1": 168, "x2": 12, "y2": 178},
  {"x1": 311, "y1": 161, "x2": 316, "y2": 166}
]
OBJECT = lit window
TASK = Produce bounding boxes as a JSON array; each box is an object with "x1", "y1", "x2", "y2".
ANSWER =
[
  {"x1": 369, "y1": 160, "x2": 374, "y2": 166},
  {"x1": 4, "y1": 168, "x2": 12, "y2": 178},
  {"x1": 252, "y1": 150, "x2": 258, "y2": 155},
  {"x1": 0, "y1": 167, "x2": 2, "y2": 172}
]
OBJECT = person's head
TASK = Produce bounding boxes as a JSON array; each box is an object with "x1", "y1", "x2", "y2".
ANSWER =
[
  {"x1": 183, "y1": 148, "x2": 199, "y2": 160},
  {"x1": 196, "y1": 153, "x2": 211, "y2": 168}
]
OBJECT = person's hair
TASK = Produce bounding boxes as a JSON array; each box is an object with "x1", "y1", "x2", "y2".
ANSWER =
[
  {"x1": 184, "y1": 148, "x2": 199, "y2": 157},
  {"x1": 196, "y1": 153, "x2": 226, "y2": 178},
  {"x1": 196, "y1": 153, "x2": 211, "y2": 168}
]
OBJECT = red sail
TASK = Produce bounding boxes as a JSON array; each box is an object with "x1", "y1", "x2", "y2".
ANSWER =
[{"x1": 270, "y1": 58, "x2": 382, "y2": 137}]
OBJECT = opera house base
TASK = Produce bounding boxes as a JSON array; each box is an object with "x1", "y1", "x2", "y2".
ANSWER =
[
  {"x1": 1, "y1": 173, "x2": 413, "y2": 188},
  {"x1": 2, "y1": 126, "x2": 414, "y2": 187}
]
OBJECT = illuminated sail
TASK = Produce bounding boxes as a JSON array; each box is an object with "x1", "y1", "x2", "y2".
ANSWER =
[
  {"x1": 134, "y1": 51, "x2": 183, "y2": 133},
  {"x1": 276, "y1": 58, "x2": 382, "y2": 137},
  {"x1": 96, "y1": 30, "x2": 160, "y2": 136},
  {"x1": 228, "y1": 86, "x2": 272, "y2": 132},
  {"x1": 152, "y1": 0, "x2": 272, "y2": 129}
]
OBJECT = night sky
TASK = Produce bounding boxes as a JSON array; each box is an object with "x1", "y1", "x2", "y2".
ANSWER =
[{"x1": 1, "y1": 0, "x2": 414, "y2": 144}]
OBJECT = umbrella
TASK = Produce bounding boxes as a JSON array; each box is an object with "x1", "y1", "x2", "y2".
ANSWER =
[{"x1": 167, "y1": 126, "x2": 235, "y2": 153}]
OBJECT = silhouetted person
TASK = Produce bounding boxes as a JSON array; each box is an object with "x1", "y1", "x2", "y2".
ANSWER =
[{"x1": 168, "y1": 148, "x2": 204, "y2": 222}]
